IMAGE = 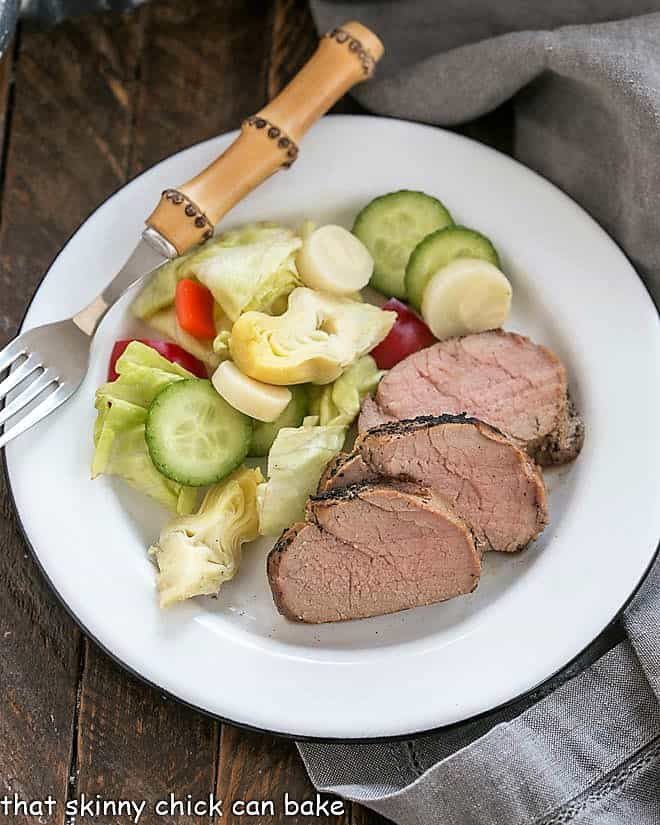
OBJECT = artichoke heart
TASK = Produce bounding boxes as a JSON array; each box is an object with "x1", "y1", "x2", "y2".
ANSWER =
[
  {"x1": 229, "y1": 287, "x2": 396, "y2": 385},
  {"x1": 149, "y1": 465, "x2": 263, "y2": 607}
]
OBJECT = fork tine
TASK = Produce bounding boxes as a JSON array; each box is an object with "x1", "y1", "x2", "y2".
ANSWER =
[
  {"x1": 0, "y1": 370, "x2": 58, "y2": 427},
  {"x1": 0, "y1": 383, "x2": 70, "y2": 449},
  {"x1": 0, "y1": 338, "x2": 26, "y2": 373},
  {"x1": 0, "y1": 354, "x2": 41, "y2": 402}
]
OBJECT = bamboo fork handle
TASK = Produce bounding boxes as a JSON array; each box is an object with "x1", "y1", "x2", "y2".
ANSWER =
[{"x1": 146, "y1": 21, "x2": 384, "y2": 255}]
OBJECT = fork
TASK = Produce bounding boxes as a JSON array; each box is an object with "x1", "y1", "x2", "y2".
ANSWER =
[
  {"x1": 0, "y1": 21, "x2": 383, "y2": 449},
  {"x1": 0, "y1": 240, "x2": 164, "y2": 447}
]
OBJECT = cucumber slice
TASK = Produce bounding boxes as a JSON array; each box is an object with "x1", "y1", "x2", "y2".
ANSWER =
[
  {"x1": 248, "y1": 386, "x2": 308, "y2": 457},
  {"x1": 146, "y1": 379, "x2": 251, "y2": 486},
  {"x1": 405, "y1": 225, "x2": 500, "y2": 309},
  {"x1": 352, "y1": 190, "x2": 453, "y2": 299}
]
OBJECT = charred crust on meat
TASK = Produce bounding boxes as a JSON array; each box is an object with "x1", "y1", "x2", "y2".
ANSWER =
[
  {"x1": 311, "y1": 481, "x2": 375, "y2": 504},
  {"x1": 531, "y1": 393, "x2": 585, "y2": 466},
  {"x1": 318, "y1": 450, "x2": 358, "y2": 488},
  {"x1": 358, "y1": 412, "x2": 508, "y2": 441},
  {"x1": 318, "y1": 450, "x2": 380, "y2": 494},
  {"x1": 311, "y1": 479, "x2": 432, "y2": 507},
  {"x1": 267, "y1": 523, "x2": 308, "y2": 621},
  {"x1": 326, "y1": 451, "x2": 353, "y2": 477},
  {"x1": 267, "y1": 523, "x2": 302, "y2": 574},
  {"x1": 269, "y1": 479, "x2": 482, "y2": 622},
  {"x1": 366, "y1": 330, "x2": 583, "y2": 467},
  {"x1": 357, "y1": 412, "x2": 548, "y2": 552}
]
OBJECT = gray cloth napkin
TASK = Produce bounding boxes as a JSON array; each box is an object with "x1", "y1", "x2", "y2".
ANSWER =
[{"x1": 299, "y1": 3, "x2": 660, "y2": 822}]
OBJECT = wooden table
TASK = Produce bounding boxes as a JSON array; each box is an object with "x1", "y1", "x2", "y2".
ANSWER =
[{"x1": 0, "y1": 4, "x2": 512, "y2": 822}]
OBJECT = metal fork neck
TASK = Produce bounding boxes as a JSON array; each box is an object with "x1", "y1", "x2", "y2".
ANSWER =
[{"x1": 72, "y1": 232, "x2": 173, "y2": 337}]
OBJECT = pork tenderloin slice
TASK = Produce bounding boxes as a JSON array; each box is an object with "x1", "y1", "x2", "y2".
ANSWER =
[
  {"x1": 268, "y1": 481, "x2": 480, "y2": 624},
  {"x1": 358, "y1": 396, "x2": 390, "y2": 432},
  {"x1": 318, "y1": 450, "x2": 378, "y2": 493},
  {"x1": 364, "y1": 330, "x2": 584, "y2": 465},
  {"x1": 532, "y1": 395, "x2": 585, "y2": 466},
  {"x1": 356, "y1": 414, "x2": 548, "y2": 553}
]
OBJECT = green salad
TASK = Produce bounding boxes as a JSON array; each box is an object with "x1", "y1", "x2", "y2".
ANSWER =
[
  {"x1": 93, "y1": 221, "x2": 392, "y2": 607},
  {"x1": 92, "y1": 193, "x2": 510, "y2": 609}
]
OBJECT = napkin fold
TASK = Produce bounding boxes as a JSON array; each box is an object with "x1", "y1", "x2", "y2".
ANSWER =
[{"x1": 300, "y1": 4, "x2": 660, "y2": 822}]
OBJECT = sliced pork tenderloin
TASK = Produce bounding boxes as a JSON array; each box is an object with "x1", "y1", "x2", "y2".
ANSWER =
[
  {"x1": 321, "y1": 414, "x2": 548, "y2": 553},
  {"x1": 318, "y1": 450, "x2": 378, "y2": 491},
  {"x1": 532, "y1": 395, "x2": 585, "y2": 466},
  {"x1": 360, "y1": 330, "x2": 583, "y2": 466},
  {"x1": 358, "y1": 396, "x2": 392, "y2": 432},
  {"x1": 268, "y1": 481, "x2": 480, "y2": 623}
]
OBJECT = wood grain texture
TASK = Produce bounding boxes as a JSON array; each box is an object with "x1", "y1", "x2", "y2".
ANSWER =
[
  {"x1": 74, "y1": 641, "x2": 220, "y2": 825},
  {"x1": 268, "y1": 0, "x2": 316, "y2": 97},
  {"x1": 0, "y1": 3, "x2": 462, "y2": 824},
  {"x1": 69, "y1": 2, "x2": 274, "y2": 821},
  {"x1": 0, "y1": 14, "x2": 139, "y2": 341},
  {"x1": 213, "y1": 3, "x2": 351, "y2": 821},
  {"x1": 0, "y1": 474, "x2": 79, "y2": 825},
  {"x1": 0, "y1": 11, "x2": 143, "y2": 823},
  {"x1": 218, "y1": 726, "x2": 349, "y2": 824},
  {"x1": 0, "y1": 42, "x2": 14, "y2": 175},
  {"x1": 130, "y1": 0, "x2": 273, "y2": 175}
]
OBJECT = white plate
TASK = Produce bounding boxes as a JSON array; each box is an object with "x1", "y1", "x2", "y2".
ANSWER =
[{"x1": 6, "y1": 116, "x2": 660, "y2": 739}]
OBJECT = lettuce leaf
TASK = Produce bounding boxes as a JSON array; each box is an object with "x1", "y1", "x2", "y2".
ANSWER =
[
  {"x1": 92, "y1": 341, "x2": 196, "y2": 513},
  {"x1": 308, "y1": 355, "x2": 384, "y2": 427},
  {"x1": 257, "y1": 417, "x2": 346, "y2": 535},
  {"x1": 243, "y1": 264, "x2": 300, "y2": 317},
  {"x1": 181, "y1": 226, "x2": 302, "y2": 321},
  {"x1": 131, "y1": 252, "x2": 195, "y2": 320},
  {"x1": 131, "y1": 222, "x2": 296, "y2": 321},
  {"x1": 214, "y1": 222, "x2": 288, "y2": 247},
  {"x1": 149, "y1": 466, "x2": 263, "y2": 607},
  {"x1": 146, "y1": 306, "x2": 222, "y2": 369}
]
